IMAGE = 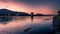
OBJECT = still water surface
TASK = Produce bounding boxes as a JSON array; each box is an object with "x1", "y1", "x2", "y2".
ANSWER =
[{"x1": 0, "y1": 16, "x2": 53, "y2": 34}]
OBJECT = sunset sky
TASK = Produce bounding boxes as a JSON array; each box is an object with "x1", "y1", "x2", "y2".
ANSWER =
[
  {"x1": 0, "y1": 0, "x2": 60, "y2": 34},
  {"x1": 0, "y1": 0, "x2": 60, "y2": 15}
]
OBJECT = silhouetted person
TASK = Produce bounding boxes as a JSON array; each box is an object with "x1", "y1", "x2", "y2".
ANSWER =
[{"x1": 52, "y1": 10, "x2": 60, "y2": 34}]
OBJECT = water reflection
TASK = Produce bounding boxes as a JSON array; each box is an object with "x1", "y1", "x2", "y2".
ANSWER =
[{"x1": 0, "y1": 16, "x2": 53, "y2": 34}]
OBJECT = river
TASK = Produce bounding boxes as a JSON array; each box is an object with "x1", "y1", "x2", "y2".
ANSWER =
[{"x1": 0, "y1": 16, "x2": 53, "y2": 34}]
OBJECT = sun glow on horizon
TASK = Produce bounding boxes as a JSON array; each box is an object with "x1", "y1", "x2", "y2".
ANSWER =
[{"x1": 0, "y1": 1, "x2": 57, "y2": 15}]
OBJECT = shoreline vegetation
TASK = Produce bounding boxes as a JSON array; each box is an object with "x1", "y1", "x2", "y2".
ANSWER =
[{"x1": 52, "y1": 10, "x2": 60, "y2": 34}]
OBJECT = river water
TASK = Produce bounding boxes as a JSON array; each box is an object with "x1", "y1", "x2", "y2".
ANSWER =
[{"x1": 0, "y1": 16, "x2": 53, "y2": 34}]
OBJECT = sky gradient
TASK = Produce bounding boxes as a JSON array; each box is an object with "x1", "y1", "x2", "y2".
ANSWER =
[
  {"x1": 0, "y1": 0, "x2": 60, "y2": 15},
  {"x1": 0, "y1": 0, "x2": 60, "y2": 34}
]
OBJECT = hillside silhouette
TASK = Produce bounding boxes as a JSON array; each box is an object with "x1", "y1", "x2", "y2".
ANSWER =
[
  {"x1": 0, "y1": 9, "x2": 31, "y2": 16},
  {"x1": 0, "y1": 9, "x2": 54, "y2": 16}
]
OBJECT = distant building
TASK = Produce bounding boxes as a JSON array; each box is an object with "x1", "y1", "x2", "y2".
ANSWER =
[
  {"x1": 31, "y1": 12, "x2": 34, "y2": 16},
  {"x1": 31, "y1": 12, "x2": 34, "y2": 21}
]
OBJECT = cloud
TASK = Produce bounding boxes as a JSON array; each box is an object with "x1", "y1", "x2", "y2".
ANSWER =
[
  {"x1": 0, "y1": 0, "x2": 32, "y2": 13},
  {"x1": 0, "y1": 0, "x2": 10, "y2": 2},
  {"x1": 0, "y1": 0, "x2": 58, "y2": 14}
]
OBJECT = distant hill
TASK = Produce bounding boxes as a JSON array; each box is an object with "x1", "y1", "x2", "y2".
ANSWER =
[
  {"x1": 34, "y1": 14, "x2": 44, "y2": 16},
  {"x1": 0, "y1": 9, "x2": 55, "y2": 16},
  {"x1": 34, "y1": 14, "x2": 56, "y2": 16},
  {"x1": 0, "y1": 9, "x2": 31, "y2": 16}
]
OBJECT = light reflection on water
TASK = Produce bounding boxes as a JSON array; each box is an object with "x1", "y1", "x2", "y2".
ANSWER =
[{"x1": 0, "y1": 16, "x2": 53, "y2": 34}]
